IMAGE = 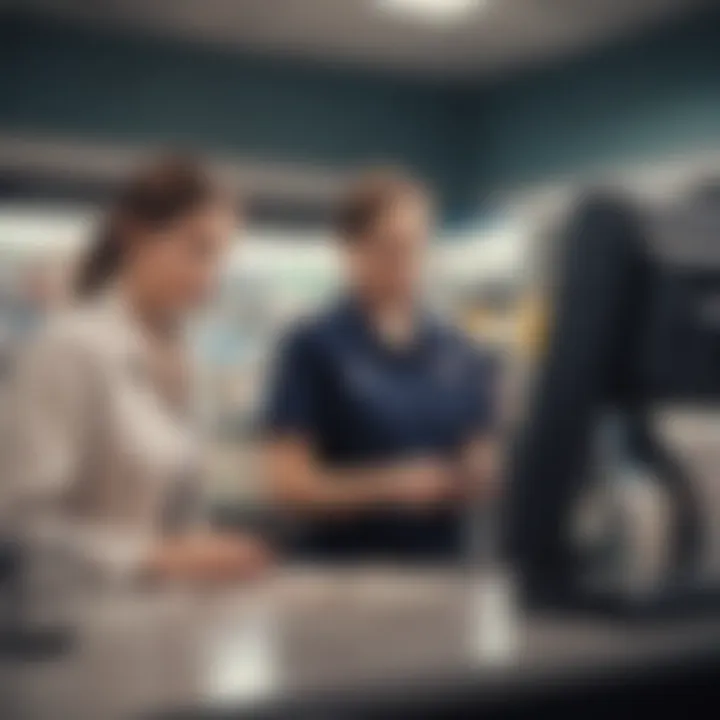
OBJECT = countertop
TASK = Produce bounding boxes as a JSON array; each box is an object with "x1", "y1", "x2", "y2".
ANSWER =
[{"x1": 5, "y1": 565, "x2": 720, "y2": 719}]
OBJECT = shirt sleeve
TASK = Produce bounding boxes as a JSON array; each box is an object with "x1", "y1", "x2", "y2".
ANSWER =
[
  {"x1": 464, "y1": 347, "x2": 499, "y2": 438},
  {"x1": 4, "y1": 329, "x2": 154, "y2": 586},
  {"x1": 262, "y1": 325, "x2": 322, "y2": 439}
]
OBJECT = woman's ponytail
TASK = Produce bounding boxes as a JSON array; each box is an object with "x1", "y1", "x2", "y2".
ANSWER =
[{"x1": 74, "y1": 154, "x2": 225, "y2": 298}]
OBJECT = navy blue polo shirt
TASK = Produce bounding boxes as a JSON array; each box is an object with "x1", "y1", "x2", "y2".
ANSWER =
[{"x1": 263, "y1": 299, "x2": 496, "y2": 560}]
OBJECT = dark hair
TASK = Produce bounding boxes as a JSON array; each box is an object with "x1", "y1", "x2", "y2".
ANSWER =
[
  {"x1": 75, "y1": 154, "x2": 231, "y2": 298},
  {"x1": 334, "y1": 168, "x2": 430, "y2": 242}
]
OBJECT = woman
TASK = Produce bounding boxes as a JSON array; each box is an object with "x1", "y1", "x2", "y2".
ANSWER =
[
  {"x1": 7, "y1": 155, "x2": 269, "y2": 585},
  {"x1": 264, "y1": 170, "x2": 497, "y2": 560}
]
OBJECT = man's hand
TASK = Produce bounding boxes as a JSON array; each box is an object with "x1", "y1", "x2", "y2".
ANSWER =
[{"x1": 459, "y1": 439, "x2": 499, "y2": 501}]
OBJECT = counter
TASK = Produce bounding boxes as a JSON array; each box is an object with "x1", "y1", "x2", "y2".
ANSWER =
[{"x1": 5, "y1": 566, "x2": 720, "y2": 719}]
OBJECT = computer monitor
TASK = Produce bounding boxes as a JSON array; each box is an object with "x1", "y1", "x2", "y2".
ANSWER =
[{"x1": 505, "y1": 187, "x2": 720, "y2": 617}]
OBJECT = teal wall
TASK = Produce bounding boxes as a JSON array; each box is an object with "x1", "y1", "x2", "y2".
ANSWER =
[
  {"x1": 472, "y1": 7, "x2": 720, "y2": 199},
  {"x1": 2, "y1": 7, "x2": 720, "y2": 220},
  {"x1": 0, "y1": 14, "x2": 468, "y2": 212}
]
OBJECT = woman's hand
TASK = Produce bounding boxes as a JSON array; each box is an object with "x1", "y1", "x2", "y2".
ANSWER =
[{"x1": 145, "y1": 532, "x2": 271, "y2": 586}]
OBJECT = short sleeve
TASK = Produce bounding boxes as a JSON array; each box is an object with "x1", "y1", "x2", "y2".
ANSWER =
[
  {"x1": 5, "y1": 327, "x2": 155, "y2": 585},
  {"x1": 262, "y1": 325, "x2": 322, "y2": 439},
  {"x1": 465, "y1": 348, "x2": 499, "y2": 438}
]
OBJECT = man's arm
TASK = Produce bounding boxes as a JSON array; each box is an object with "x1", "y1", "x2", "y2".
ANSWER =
[
  {"x1": 458, "y1": 435, "x2": 500, "y2": 501},
  {"x1": 265, "y1": 436, "x2": 452, "y2": 517},
  {"x1": 456, "y1": 341, "x2": 503, "y2": 500}
]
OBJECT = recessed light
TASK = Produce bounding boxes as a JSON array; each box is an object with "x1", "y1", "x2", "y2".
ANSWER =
[{"x1": 377, "y1": 0, "x2": 485, "y2": 24}]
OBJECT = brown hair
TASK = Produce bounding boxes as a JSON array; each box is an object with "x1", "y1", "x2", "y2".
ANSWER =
[
  {"x1": 75, "y1": 154, "x2": 231, "y2": 298},
  {"x1": 335, "y1": 168, "x2": 430, "y2": 242}
]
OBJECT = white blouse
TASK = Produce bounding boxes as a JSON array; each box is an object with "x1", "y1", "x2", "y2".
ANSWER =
[{"x1": 4, "y1": 292, "x2": 204, "y2": 583}]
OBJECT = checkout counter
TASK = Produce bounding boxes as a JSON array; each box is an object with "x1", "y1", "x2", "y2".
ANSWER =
[{"x1": 6, "y1": 565, "x2": 720, "y2": 719}]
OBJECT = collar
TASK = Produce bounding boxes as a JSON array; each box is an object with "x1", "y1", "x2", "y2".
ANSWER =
[
  {"x1": 95, "y1": 286, "x2": 154, "y2": 369},
  {"x1": 338, "y1": 295, "x2": 439, "y2": 358}
]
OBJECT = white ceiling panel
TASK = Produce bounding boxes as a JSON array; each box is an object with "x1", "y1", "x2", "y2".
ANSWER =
[{"x1": 7, "y1": 0, "x2": 713, "y2": 77}]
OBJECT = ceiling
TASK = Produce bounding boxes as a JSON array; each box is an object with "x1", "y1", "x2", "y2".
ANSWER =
[{"x1": 7, "y1": 0, "x2": 713, "y2": 78}]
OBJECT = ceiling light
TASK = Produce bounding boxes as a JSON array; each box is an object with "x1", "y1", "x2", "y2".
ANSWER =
[{"x1": 377, "y1": 0, "x2": 485, "y2": 24}]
